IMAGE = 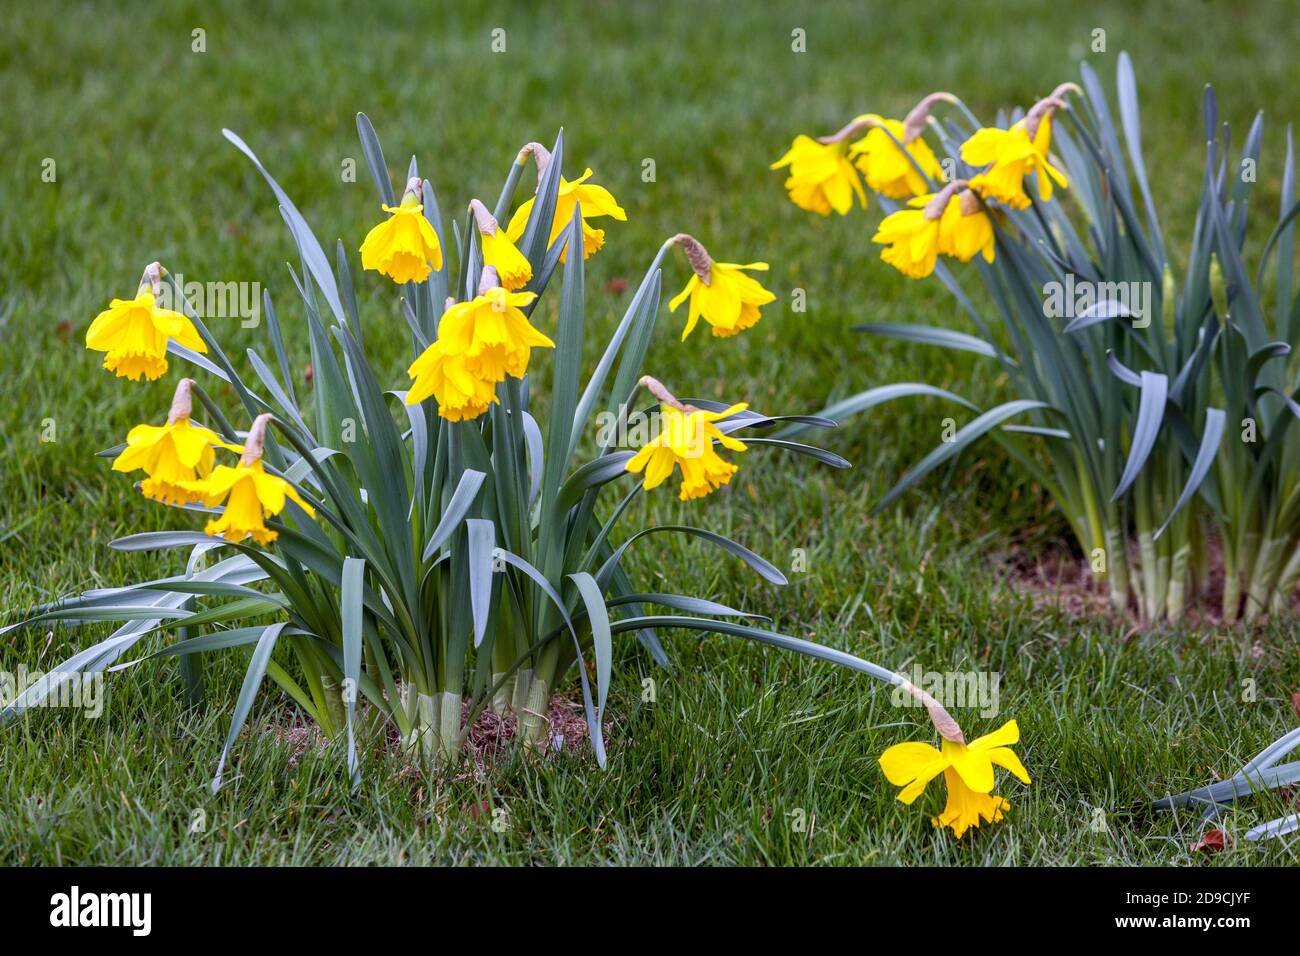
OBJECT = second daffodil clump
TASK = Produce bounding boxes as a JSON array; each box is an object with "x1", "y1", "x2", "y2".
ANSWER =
[{"x1": 774, "y1": 85, "x2": 1078, "y2": 280}]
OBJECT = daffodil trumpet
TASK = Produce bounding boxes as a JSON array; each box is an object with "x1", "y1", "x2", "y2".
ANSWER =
[{"x1": 470, "y1": 198, "x2": 533, "y2": 291}]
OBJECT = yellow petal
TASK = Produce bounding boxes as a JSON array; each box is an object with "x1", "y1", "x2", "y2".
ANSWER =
[{"x1": 879, "y1": 740, "x2": 948, "y2": 804}]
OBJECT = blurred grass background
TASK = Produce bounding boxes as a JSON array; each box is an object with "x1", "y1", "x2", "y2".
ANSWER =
[{"x1": 1, "y1": 0, "x2": 1299, "y2": 864}]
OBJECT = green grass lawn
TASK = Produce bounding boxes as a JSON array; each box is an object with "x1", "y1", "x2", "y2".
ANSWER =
[{"x1": 2, "y1": 0, "x2": 1299, "y2": 864}]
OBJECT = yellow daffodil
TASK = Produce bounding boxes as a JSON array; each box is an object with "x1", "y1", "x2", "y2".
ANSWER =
[
  {"x1": 405, "y1": 276, "x2": 553, "y2": 422},
  {"x1": 184, "y1": 415, "x2": 313, "y2": 546},
  {"x1": 435, "y1": 286, "x2": 553, "y2": 383},
  {"x1": 505, "y1": 168, "x2": 627, "y2": 262},
  {"x1": 879, "y1": 718, "x2": 1030, "y2": 839},
  {"x1": 360, "y1": 191, "x2": 444, "y2": 284},
  {"x1": 667, "y1": 235, "x2": 775, "y2": 340},
  {"x1": 470, "y1": 198, "x2": 532, "y2": 291},
  {"x1": 848, "y1": 114, "x2": 945, "y2": 199},
  {"x1": 405, "y1": 340, "x2": 499, "y2": 422},
  {"x1": 872, "y1": 204, "x2": 941, "y2": 279},
  {"x1": 626, "y1": 398, "x2": 748, "y2": 501},
  {"x1": 961, "y1": 114, "x2": 1068, "y2": 210},
  {"x1": 936, "y1": 189, "x2": 996, "y2": 264},
  {"x1": 873, "y1": 184, "x2": 995, "y2": 279},
  {"x1": 112, "y1": 380, "x2": 241, "y2": 505},
  {"x1": 481, "y1": 228, "x2": 533, "y2": 290},
  {"x1": 771, "y1": 135, "x2": 867, "y2": 216},
  {"x1": 85, "y1": 287, "x2": 206, "y2": 382}
]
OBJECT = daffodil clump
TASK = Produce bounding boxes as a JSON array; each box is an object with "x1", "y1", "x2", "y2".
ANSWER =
[
  {"x1": 776, "y1": 54, "x2": 1300, "y2": 626},
  {"x1": 10, "y1": 117, "x2": 983, "y2": 809}
]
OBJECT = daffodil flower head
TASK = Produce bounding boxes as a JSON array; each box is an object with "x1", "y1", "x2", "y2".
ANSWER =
[
  {"x1": 625, "y1": 377, "x2": 748, "y2": 501},
  {"x1": 848, "y1": 114, "x2": 945, "y2": 199},
  {"x1": 85, "y1": 264, "x2": 207, "y2": 382},
  {"x1": 667, "y1": 234, "x2": 776, "y2": 340},
  {"x1": 871, "y1": 197, "x2": 944, "y2": 280},
  {"x1": 434, "y1": 277, "x2": 552, "y2": 384},
  {"x1": 504, "y1": 148, "x2": 626, "y2": 263},
  {"x1": 405, "y1": 338, "x2": 499, "y2": 421},
  {"x1": 936, "y1": 188, "x2": 996, "y2": 264},
  {"x1": 771, "y1": 134, "x2": 867, "y2": 216},
  {"x1": 470, "y1": 199, "x2": 533, "y2": 291},
  {"x1": 961, "y1": 86, "x2": 1075, "y2": 210},
  {"x1": 112, "y1": 379, "x2": 243, "y2": 505},
  {"x1": 879, "y1": 717, "x2": 1030, "y2": 839},
  {"x1": 405, "y1": 275, "x2": 553, "y2": 422},
  {"x1": 183, "y1": 413, "x2": 314, "y2": 546},
  {"x1": 360, "y1": 180, "x2": 444, "y2": 284}
]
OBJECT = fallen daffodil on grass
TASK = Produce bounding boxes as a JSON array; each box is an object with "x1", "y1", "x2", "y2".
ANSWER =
[{"x1": 879, "y1": 681, "x2": 1030, "y2": 838}]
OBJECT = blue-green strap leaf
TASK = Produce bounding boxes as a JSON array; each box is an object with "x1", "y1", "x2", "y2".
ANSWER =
[{"x1": 211, "y1": 622, "x2": 287, "y2": 793}]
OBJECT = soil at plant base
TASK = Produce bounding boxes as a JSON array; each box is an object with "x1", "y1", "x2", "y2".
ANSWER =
[
  {"x1": 266, "y1": 693, "x2": 610, "y2": 780},
  {"x1": 991, "y1": 532, "x2": 1300, "y2": 630}
]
